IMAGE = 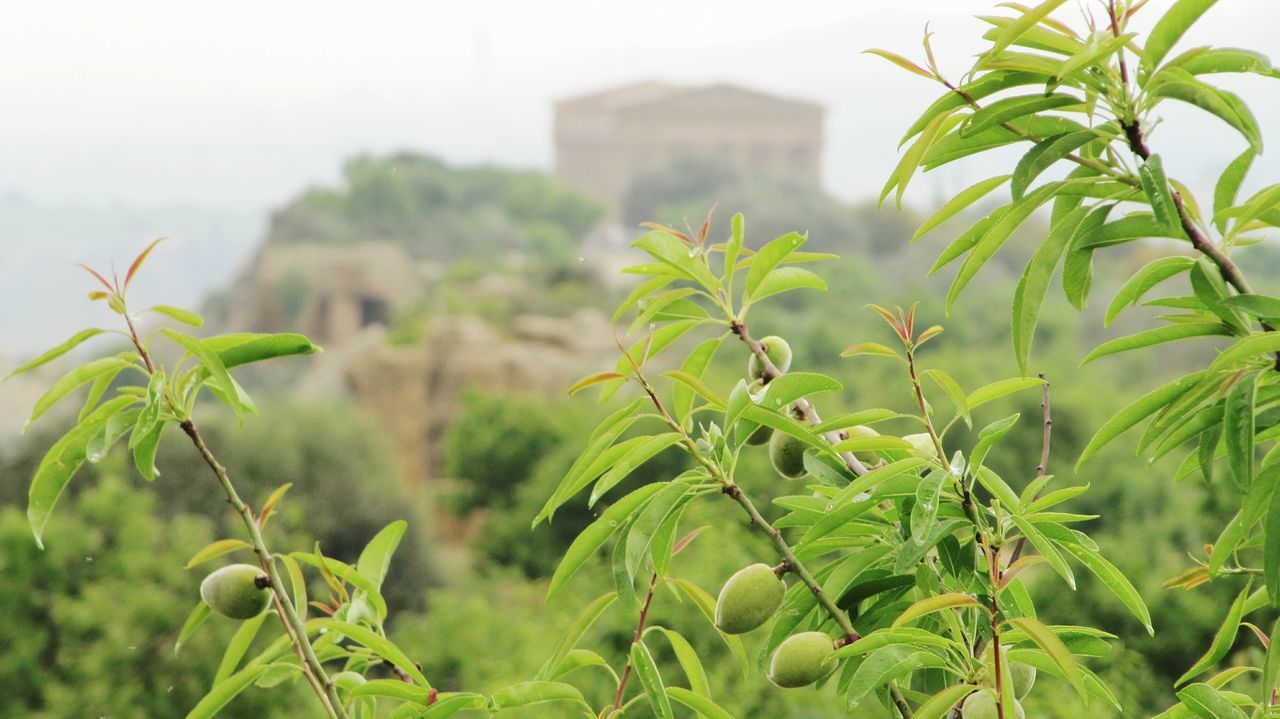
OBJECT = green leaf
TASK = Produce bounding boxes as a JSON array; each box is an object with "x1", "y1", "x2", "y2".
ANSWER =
[
  {"x1": 965, "y1": 94, "x2": 1082, "y2": 136},
  {"x1": 632, "y1": 230, "x2": 719, "y2": 291},
  {"x1": 348, "y1": 680, "x2": 437, "y2": 705},
  {"x1": 149, "y1": 305, "x2": 205, "y2": 327},
  {"x1": 913, "y1": 175, "x2": 1011, "y2": 242},
  {"x1": 1224, "y1": 373, "x2": 1257, "y2": 488},
  {"x1": 653, "y1": 628, "x2": 712, "y2": 699},
  {"x1": 746, "y1": 266, "x2": 826, "y2": 303},
  {"x1": 322, "y1": 620, "x2": 430, "y2": 686},
  {"x1": 161, "y1": 329, "x2": 242, "y2": 419},
  {"x1": 27, "y1": 356, "x2": 133, "y2": 427},
  {"x1": 1058, "y1": 542, "x2": 1153, "y2": 634},
  {"x1": 624, "y1": 482, "x2": 694, "y2": 580},
  {"x1": 948, "y1": 182, "x2": 1062, "y2": 309},
  {"x1": 759, "y1": 372, "x2": 842, "y2": 409},
  {"x1": 589, "y1": 432, "x2": 684, "y2": 505},
  {"x1": 1011, "y1": 130, "x2": 1099, "y2": 200},
  {"x1": 209, "y1": 333, "x2": 320, "y2": 370},
  {"x1": 631, "y1": 641, "x2": 673, "y2": 719},
  {"x1": 1009, "y1": 514, "x2": 1075, "y2": 589},
  {"x1": 1177, "y1": 586, "x2": 1247, "y2": 686},
  {"x1": 1143, "y1": 0, "x2": 1220, "y2": 77},
  {"x1": 1208, "y1": 333, "x2": 1280, "y2": 373},
  {"x1": 1153, "y1": 79, "x2": 1262, "y2": 152},
  {"x1": 967, "y1": 377, "x2": 1045, "y2": 409},
  {"x1": 175, "y1": 601, "x2": 212, "y2": 655},
  {"x1": 1214, "y1": 148, "x2": 1256, "y2": 233},
  {"x1": 546, "y1": 482, "x2": 668, "y2": 600},
  {"x1": 185, "y1": 539, "x2": 253, "y2": 569},
  {"x1": 1077, "y1": 371, "x2": 1206, "y2": 468},
  {"x1": 666, "y1": 687, "x2": 735, "y2": 719},
  {"x1": 745, "y1": 232, "x2": 807, "y2": 302},
  {"x1": 1263, "y1": 618, "x2": 1280, "y2": 703},
  {"x1": 892, "y1": 593, "x2": 984, "y2": 628},
  {"x1": 184, "y1": 665, "x2": 270, "y2": 719},
  {"x1": 989, "y1": 0, "x2": 1071, "y2": 55},
  {"x1": 1176, "y1": 683, "x2": 1249, "y2": 719},
  {"x1": 901, "y1": 71, "x2": 1052, "y2": 145},
  {"x1": 28, "y1": 395, "x2": 137, "y2": 547},
  {"x1": 6, "y1": 328, "x2": 106, "y2": 379},
  {"x1": 1104, "y1": 256, "x2": 1196, "y2": 326},
  {"x1": 1082, "y1": 323, "x2": 1230, "y2": 365},
  {"x1": 1267, "y1": 489, "x2": 1280, "y2": 605},
  {"x1": 924, "y1": 368, "x2": 970, "y2": 425},
  {"x1": 672, "y1": 337, "x2": 724, "y2": 424},
  {"x1": 355, "y1": 520, "x2": 407, "y2": 591},
  {"x1": 864, "y1": 48, "x2": 933, "y2": 77},
  {"x1": 536, "y1": 592, "x2": 618, "y2": 680},
  {"x1": 881, "y1": 110, "x2": 957, "y2": 208},
  {"x1": 1008, "y1": 616, "x2": 1086, "y2": 698},
  {"x1": 845, "y1": 646, "x2": 945, "y2": 707},
  {"x1": 914, "y1": 684, "x2": 977, "y2": 719},
  {"x1": 215, "y1": 611, "x2": 268, "y2": 684},
  {"x1": 132, "y1": 420, "x2": 165, "y2": 481},
  {"x1": 1219, "y1": 294, "x2": 1280, "y2": 322},
  {"x1": 1139, "y1": 154, "x2": 1184, "y2": 234},
  {"x1": 487, "y1": 681, "x2": 588, "y2": 711},
  {"x1": 1012, "y1": 206, "x2": 1089, "y2": 373}
]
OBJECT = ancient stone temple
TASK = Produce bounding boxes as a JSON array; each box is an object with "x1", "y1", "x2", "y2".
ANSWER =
[{"x1": 554, "y1": 82, "x2": 824, "y2": 216}]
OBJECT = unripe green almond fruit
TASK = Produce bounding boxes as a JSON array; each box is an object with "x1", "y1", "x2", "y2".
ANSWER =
[
  {"x1": 1010, "y1": 662, "x2": 1036, "y2": 699},
  {"x1": 745, "y1": 424, "x2": 772, "y2": 445},
  {"x1": 903, "y1": 432, "x2": 935, "y2": 458},
  {"x1": 961, "y1": 689, "x2": 1024, "y2": 719},
  {"x1": 749, "y1": 336, "x2": 793, "y2": 379},
  {"x1": 769, "y1": 430, "x2": 808, "y2": 479},
  {"x1": 332, "y1": 671, "x2": 366, "y2": 696},
  {"x1": 843, "y1": 425, "x2": 882, "y2": 464},
  {"x1": 714, "y1": 563, "x2": 785, "y2": 634},
  {"x1": 200, "y1": 564, "x2": 271, "y2": 620},
  {"x1": 768, "y1": 632, "x2": 835, "y2": 688}
]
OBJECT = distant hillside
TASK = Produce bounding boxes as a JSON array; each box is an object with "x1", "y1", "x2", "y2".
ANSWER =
[{"x1": 264, "y1": 153, "x2": 603, "y2": 262}]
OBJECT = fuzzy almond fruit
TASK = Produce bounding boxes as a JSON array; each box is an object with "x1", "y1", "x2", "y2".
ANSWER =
[
  {"x1": 961, "y1": 689, "x2": 1024, "y2": 719},
  {"x1": 769, "y1": 430, "x2": 808, "y2": 479},
  {"x1": 749, "y1": 336, "x2": 793, "y2": 380},
  {"x1": 1011, "y1": 662, "x2": 1036, "y2": 699},
  {"x1": 843, "y1": 425, "x2": 882, "y2": 464},
  {"x1": 200, "y1": 564, "x2": 271, "y2": 620},
  {"x1": 768, "y1": 632, "x2": 835, "y2": 688},
  {"x1": 714, "y1": 563, "x2": 785, "y2": 634},
  {"x1": 902, "y1": 432, "x2": 935, "y2": 458}
]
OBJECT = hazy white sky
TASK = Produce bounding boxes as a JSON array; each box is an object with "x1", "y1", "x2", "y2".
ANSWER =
[{"x1": 1, "y1": 0, "x2": 1276, "y2": 211}]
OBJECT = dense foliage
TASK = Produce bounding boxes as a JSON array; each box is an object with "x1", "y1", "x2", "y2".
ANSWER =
[{"x1": 267, "y1": 153, "x2": 603, "y2": 263}]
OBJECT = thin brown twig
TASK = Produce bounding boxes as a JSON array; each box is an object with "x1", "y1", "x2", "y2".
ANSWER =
[
  {"x1": 1011, "y1": 375, "x2": 1052, "y2": 565},
  {"x1": 614, "y1": 572, "x2": 660, "y2": 709}
]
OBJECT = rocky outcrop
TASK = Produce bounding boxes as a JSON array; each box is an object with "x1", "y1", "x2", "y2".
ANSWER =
[{"x1": 339, "y1": 311, "x2": 616, "y2": 483}]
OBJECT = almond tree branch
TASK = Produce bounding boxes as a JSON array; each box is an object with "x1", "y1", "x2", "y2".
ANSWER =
[
  {"x1": 627, "y1": 359, "x2": 916, "y2": 718},
  {"x1": 728, "y1": 319, "x2": 872, "y2": 476},
  {"x1": 1120, "y1": 120, "x2": 1280, "y2": 371},
  {"x1": 614, "y1": 572, "x2": 659, "y2": 709},
  {"x1": 121, "y1": 307, "x2": 348, "y2": 719}
]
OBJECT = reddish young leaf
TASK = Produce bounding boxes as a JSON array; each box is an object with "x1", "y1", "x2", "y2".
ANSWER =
[{"x1": 125, "y1": 237, "x2": 166, "y2": 289}]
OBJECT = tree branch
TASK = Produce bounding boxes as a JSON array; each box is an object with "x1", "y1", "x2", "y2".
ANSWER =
[
  {"x1": 627, "y1": 358, "x2": 916, "y2": 717},
  {"x1": 729, "y1": 320, "x2": 872, "y2": 476},
  {"x1": 614, "y1": 572, "x2": 660, "y2": 709},
  {"x1": 121, "y1": 308, "x2": 348, "y2": 718}
]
